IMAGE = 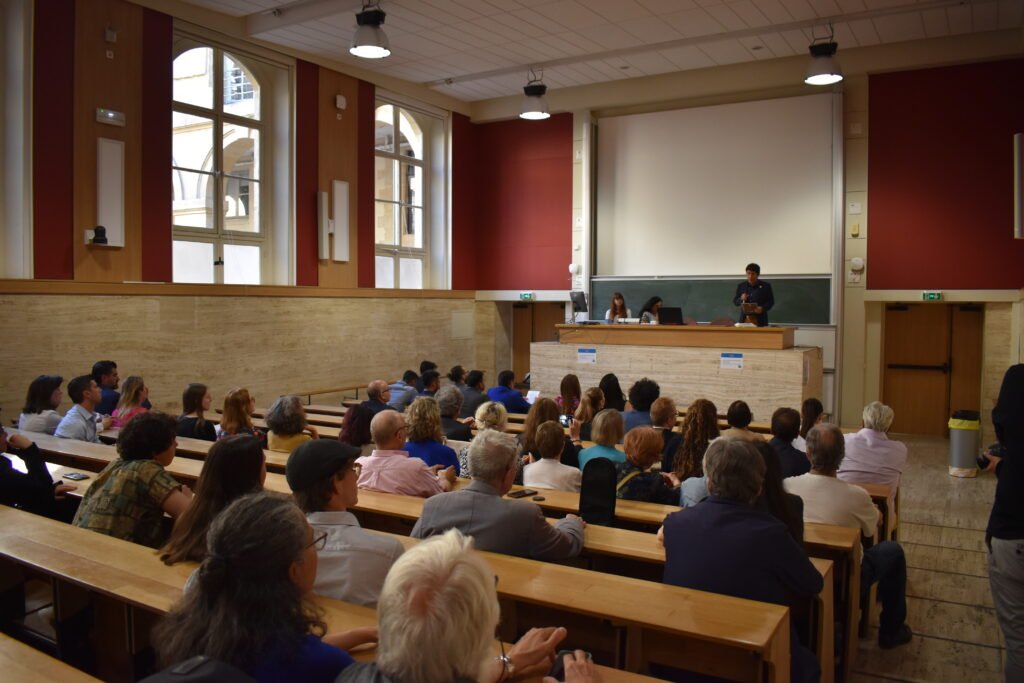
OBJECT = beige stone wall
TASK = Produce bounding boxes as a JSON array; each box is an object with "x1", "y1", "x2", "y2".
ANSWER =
[
  {"x1": 0, "y1": 294, "x2": 504, "y2": 420},
  {"x1": 982, "y1": 303, "x2": 1014, "y2": 445}
]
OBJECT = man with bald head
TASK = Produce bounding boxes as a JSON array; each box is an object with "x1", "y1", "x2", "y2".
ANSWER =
[
  {"x1": 359, "y1": 379, "x2": 396, "y2": 417},
  {"x1": 355, "y1": 410, "x2": 455, "y2": 498},
  {"x1": 785, "y1": 424, "x2": 912, "y2": 649}
]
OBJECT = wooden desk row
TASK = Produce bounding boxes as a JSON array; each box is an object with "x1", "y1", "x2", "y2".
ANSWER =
[{"x1": 0, "y1": 632, "x2": 101, "y2": 683}]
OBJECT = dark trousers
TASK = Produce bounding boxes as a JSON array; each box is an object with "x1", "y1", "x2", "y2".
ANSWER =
[{"x1": 861, "y1": 540, "x2": 908, "y2": 637}]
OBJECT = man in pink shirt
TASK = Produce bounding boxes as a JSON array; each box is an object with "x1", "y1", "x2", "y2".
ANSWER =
[
  {"x1": 357, "y1": 410, "x2": 455, "y2": 497},
  {"x1": 838, "y1": 401, "x2": 908, "y2": 491}
]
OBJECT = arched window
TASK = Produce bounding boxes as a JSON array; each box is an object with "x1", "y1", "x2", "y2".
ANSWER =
[{"x1": 172, "y1": 45, "x2": 264, "y2": 284}]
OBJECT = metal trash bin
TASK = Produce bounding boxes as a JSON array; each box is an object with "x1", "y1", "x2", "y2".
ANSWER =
[{"x1": 948, "y1": 410, "x2": 981, "y2": 478}]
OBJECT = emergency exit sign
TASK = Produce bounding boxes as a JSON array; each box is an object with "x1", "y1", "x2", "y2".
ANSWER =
[
  {"x1": 922, "y1": 291, "x2": 943, "y2": 301},
  {"x1": 519, "y1": 292, "x2": 535, "y2": 301}
]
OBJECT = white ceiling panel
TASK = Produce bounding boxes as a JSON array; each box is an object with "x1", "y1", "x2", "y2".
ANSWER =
[
  {"x1": 638, "y1": 0, "x2": 699, "y2": 13},
  {"x1": 729, "y1": 0, "x2": 773, "y2": 27},
  {"x1": 777, "y1": 0, "x2": 818, "y2": 21},
  {"x1": 618, "y1": 15, "x2": 687, "y2": 43},
  {"x1": 847, "y1": 17, "x2": 883, "y2": 44},
  {"x1": 663, "y1": 7, "x2": 728, "y2": 37},
  {"x1": 573, "y1": 22, "x2": 647, "y2": 50},
  {"x1": 700, "y1": 38, "x2": 754, "y2": 64},
  {"x1": 871, "y1": 12, "x2": 926, "y2": 42},
  {"x1": 658, "y1": 44, "x2": 719, "y2": 70},
  {"x1": 705, "y1": 3, "x2": 750, "y2": 30},
  {"x1": 587, "y1": 0, "x2": 652, "y2": 23},
  {"x1": 623, "y1": 50, "x2": 684, "y2": 74}
]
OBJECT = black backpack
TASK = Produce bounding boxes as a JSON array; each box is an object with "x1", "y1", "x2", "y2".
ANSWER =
[{"x1": 579, "y1": 457, "x2": 617, "y2": 526}]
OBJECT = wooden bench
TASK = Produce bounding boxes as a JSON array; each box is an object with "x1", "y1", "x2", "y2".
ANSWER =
[
  {"x1": 852, "y1": 482, "x2": 898, "y2": 541},
  {"x1": 292, "y1": 382, "x2": 370, "y2": 404},
  {"x1": 305, "y1": 403, "x2": 349, "y2": 417},
  {"x1": 0, "y1": 632, "x2": 102, "y2": 683}
]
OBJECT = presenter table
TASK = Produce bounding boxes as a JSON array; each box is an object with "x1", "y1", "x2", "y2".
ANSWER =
[{"x1": 533, "y1": 324, "x2": 822, "y2": 422}]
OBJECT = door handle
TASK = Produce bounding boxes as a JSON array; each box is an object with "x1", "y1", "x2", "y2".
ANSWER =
[{"x1": 887, "y1": 362, "x2": 949, "y2": 373}]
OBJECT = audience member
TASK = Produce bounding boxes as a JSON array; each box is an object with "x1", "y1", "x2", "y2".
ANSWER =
[
  {"x1": 769, "y1": 407, "x2": 810, "y2": 478},
  {"x1": 518, "y1": 398, "x2": 581, "y2": 470},
  {"x1": 357, "y1": 411, "x2": 454, "y2": 497},
  {"x1": 287, "y1": 440, "x2": 404, "y2": 607},
  {"x1": 650, "y1": 396, "x2": 681, "y2": 464},
  {"x1": 457, "y1": 401, "x2": 507, "y2": 477},
  {"x1": 266, "y1": 395, "x2": 319, "y2": 453},
  {"x1": 638, "y1": 296, "x2": 663, "y2": 324},
  {"x1": 556, "y1": 373, "x2": 582, "y2": 414},
  {"x1": 404, "y1": 397, "x2": 460, "y2": 474},
  {"x1": 18, "y1": 374, "x2": 64, "y2": 435},
  {"x1": 338, "y1": 403, "x2": 375, "y2": 458},
  {"x1": 752, "y1": 440, "x2": 804, "y2": 543},
  {"x1": 459, "y1": 370, "x2": 487, "y2": 418},
  {"x1": 0, "y1": 421, "x2": 76, "y2": 519},
  {"x1": 160, "y1": 435, "x2": 266, "y2": 564},
  {"x1": 794, "y1": 397, "x2": 825, "y2": 452},
  {"x1": 661, "y1": 438, "x2": 823, "y2": 683},
  {"x1": 360, "y1": 380, "x2": 396, "y2": 416},
  {"x1": 447, "y1": 365, "x2": 467, "y2": 390},
  {"x1": 155, "y1": 492, "x2": 376, "y2": 683},
  {"x1": 411, "y1": 431, "x2": 584, "y2": 561},
  {"x1": 524, "y1": 421, "x2": 583, "y2": 492},
  {"x1": 599, "y1": 373, "x2": 626, "y2": 412},
  {"x1": 73, "y1": 412, "x2": 192, "y2": 547},
  {"x1": 838, "y1": 401, "x2": 908, "y2": 490},
  {"x1": 668, "y1": 398, "x2": 719, "y2": 474},
  {"x1": 387, "y1": 370, "x2": 419, "y2": 411},
  {"x1": 415, "y1": 360, "x2": 438, "y2": 392},
  {"x1": 178, "y1": 383, "x2": 217, "y2": 442},
  {"x1": 435, "y1": 385, "x2": 472, "y2": 441},
  {"x1": 55, "y1": 375, "x2": 106, "y2": 443},
  {"x1": 337, "y1": 529, "x2": 591, "y2": 683},
  {"x1": 578, "y1": 409, "x2": 626, "y2": 470},
  {"x1": 111, "y1": 375, "x2": 149, "y2": 429},
  {"x1": 573, "y1": 387, "x2": 604, "y2": 441},
  {"x1": 418, "y1": 370, "x2": 441, "y2": 397},
  {"x1": 218, "y1": 387, "x2": 266, "y2": 446},
  {"x1": 720, "y1": 400, "x2": 765, "y2": 441},
  {"x1": 623, "y1": 377, "x2": 660, "y2": 432},
  {"x1": 486, "y1": 370, "x2": 531, "y2": 414},
  {"x1": 92, "y1": 360, "x2": 121, "y2": 415},
  {"x1": 615, "y1": 427, "x2": 678, "y2": 504},
  {"x1": 785, "y1": 424, "x2": 912, "y2": 649},
  {"x1": 985, "y1": 364, "x2": 1024, "y2": 681}
]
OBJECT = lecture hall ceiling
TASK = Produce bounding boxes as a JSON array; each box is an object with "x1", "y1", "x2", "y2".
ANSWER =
[{"x1": 179, "y1": 0, "x2": 1024, "y2": 101}]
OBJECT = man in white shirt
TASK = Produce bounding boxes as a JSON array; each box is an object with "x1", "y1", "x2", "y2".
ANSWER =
[
  {"x1": 54, "y1": 375, "x2": 109, "y2": 443},
  {"x1": 839, "y1": 401, "x2": 908, "y2": 491},
  {"x1": 785, "y1": 424, "x2": 913, "y2": 649},
  {"x1": 524, "y1": 421, "x2": 581, "y2": 492},
  {"x1": 287, "y1": 439, "x2": 404, "y2": 607},
  {"x1": 356, "y1": 410, "x2": 455, "y2": 498}
]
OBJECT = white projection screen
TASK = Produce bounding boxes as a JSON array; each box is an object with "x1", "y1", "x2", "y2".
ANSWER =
[{"x1": 596, "y1": 94, "x2": 836, "y2": 277}]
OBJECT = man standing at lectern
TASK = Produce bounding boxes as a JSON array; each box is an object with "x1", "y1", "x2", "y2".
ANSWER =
[{"x1": 733, "y1": 263, "x2": 774, "y2": 327}]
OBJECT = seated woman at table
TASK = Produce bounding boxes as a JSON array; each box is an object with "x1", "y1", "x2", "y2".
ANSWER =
[
  {"x1": 337, "y1": 528, "x2": 595, "y2": 683},
  {"x1": 555, "y1": 373, "x2": 582, "y2": 414},
  {"x1": 73, "y1": 412, "x2": 193, "y2": 548},
  {"x1": 598, "y1": 373, "x2": 626, "y2": 412},
  {"x1": 518, "y1": 398, "x2": 580, "y2": 470},
  {"x1": 338, "y1": 403, "x2": 375, "y2": 458},
  {"x1": 577, "y1": 409, "x2": 626, "y2": 471},
  {"x1": 155, "y1": 492, "x2": 377, "y2": 683},
  {"x1": 794, "y1": 397, "x2": 825, "y2": 452},
  {"x1": 177, "y1": 383, "x2": 217, "y2": 442},
  {"x1": 573, "y1": 387, "x2": 604, "y2": 442},
  {"x1": 404, "y1": 397, "x2": 460, "y2": 474},
  {"x1": 671, "y1": 398, "x2": 719, "y2": 507},
  {"x1": 615, "y1": 427, "x2": 679, "y2": 504},
  {"x1": 0, "y1": 417, "x2": 77, "y2": 520},
  {"x1": 720, "y1": 400, "x2": 765, "y2": 442},
  {"x1": 160, "y1": 435, "x2": 266, "y2": 564},
  {"x1": 435, "y1": 385, "x2": 472, "y2": 442},
  {"x1": 266, "y1": 395, "x2": 320, "y2": 454},
  {"x1": 111, "y1": 376, "x2": 149, "y2": 429},
  {"x1": 18, "y1": 374, "x2": 64, "y2": 435},
  {"x1": 524, "y1": 421, "x2": 583, "y2": 493},
  {"x1": 638, "y1": 296, "x2": 663, "y2": 324},
  {"x1": 605, "y1": 290, "x2": 631, "y2": 322},
  {"x1": 457, "y1": 401, "x2": 507, "y2": 478},
  {"x1": 218, "y1": 387, "x2": 266, "y2": 446},
  {"x1": 752, "y1": 440, "x2": 804, "y2": 543}
]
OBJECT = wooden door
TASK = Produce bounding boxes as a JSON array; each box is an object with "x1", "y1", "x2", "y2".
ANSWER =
[
  {"x1": 949, "y1": 305, "x2": 984, "y2": 416},
  {"x1": 532, "y1": 303, "x2": 566, "y2": 342},
  {"x1": 882, "y1": 304, "x2": 951, "y2": 435}
]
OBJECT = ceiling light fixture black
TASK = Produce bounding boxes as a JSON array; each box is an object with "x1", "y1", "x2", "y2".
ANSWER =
[
  {"x1": 805, "y1": 24, "x2": 843, "y2": 85},
  {"x1": 350, "y1": 1, "x2": 390, "y2": 59},
  {"x1": 519, "y1": 68, "x2": 550, "y2": 120}
]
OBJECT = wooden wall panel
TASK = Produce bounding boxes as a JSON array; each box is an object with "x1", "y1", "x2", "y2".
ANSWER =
[
  {"x1": 981, "y1": 303, "x2": 1013, "y2": 445},
  {"x1": 73, "y1": 0, "x2": 143, "y2": 283},
  {"x1": 316, "y1": 66, "x2": 360, "y2": 288}
]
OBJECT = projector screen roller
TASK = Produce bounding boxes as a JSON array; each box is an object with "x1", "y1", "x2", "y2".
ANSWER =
[{"x1": 596, "y1": 94, "x2": 837, "y2": 277}]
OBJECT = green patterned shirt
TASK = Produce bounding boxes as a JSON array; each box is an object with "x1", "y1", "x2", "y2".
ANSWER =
[{"x1": 72, "y1": 458, "x2": 181, "y2": 548}]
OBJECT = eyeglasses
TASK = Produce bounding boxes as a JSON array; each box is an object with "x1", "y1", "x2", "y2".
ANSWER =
[{"x1": 307, "y1": 530, "x2": 328, "y2": 551}]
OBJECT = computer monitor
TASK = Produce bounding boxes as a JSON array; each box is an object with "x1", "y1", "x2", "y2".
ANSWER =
[
  {"x1": 570, "y1": 291, "x2": 588, "y2": 313},
  {"x1": 659, "y1": 306, "x2": 685, "y2": 325}
]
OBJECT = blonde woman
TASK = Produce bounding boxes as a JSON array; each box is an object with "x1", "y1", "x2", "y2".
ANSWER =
[
  {"x1": 577, "y1": 409, "x2": 626, "y2": 470},
  {"x1": 573, "y1": 387, "x2": 604, "y2": 441},
  {"x1": 111, "y1": 376, "x2": 149, "y2": 429},
  {"x1": 458, "y1": 401, "x2": 507, "y2": 478},
  {"x1": 405, "y1": 397, "x2": 459, "y2": 474}
]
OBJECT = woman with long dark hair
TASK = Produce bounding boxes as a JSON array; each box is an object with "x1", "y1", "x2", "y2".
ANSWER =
[
  {"x1": 598, "y1": 374, "x2": 626, "y2": 412},
  {"x1": 639, "y1": 296, "x2": 663, "y2": 324},
  {"x1": 18, "y1": 375, "x2": 64, "y2": 435},
  {"x1": 752, "y1": 440, "x2": 803, "y2": 542},
  {"x1": 556, "y1": 373, "x2": 582, "y2": 414},
  {"x1": 338, "y1": 403, "x2": 374, "y2": 457},
  {"x1": 178, "y1": 383, "x2": 216, "y2": 442},
  {"x1": 794, "y1": 397, "x2": 825, "y2": 451},
  {"x1": 605, "y1": 291, "x2": 631, "y2": 321}
]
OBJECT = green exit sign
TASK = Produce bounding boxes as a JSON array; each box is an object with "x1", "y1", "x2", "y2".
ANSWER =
[
  {"x1": 922, "y1": 291, "x2": 943, "y2": 301},
  {"x1": 519, "y1": 292, "x2": 535, "y2": 301}
]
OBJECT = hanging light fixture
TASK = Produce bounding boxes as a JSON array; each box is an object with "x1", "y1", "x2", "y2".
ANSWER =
[
  {"x1": 519, "y1": 68, "x2": 550, "y2": 120},
  {"x1": 804, "y1": 25, "x2": 843, "y2": 86},
  {"x1": 350, "y1": 1, "x2": 390, "y2": 59}
]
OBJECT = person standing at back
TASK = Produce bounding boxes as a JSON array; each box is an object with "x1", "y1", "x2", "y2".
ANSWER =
[{"x1": 733, "y1": 262, "x2": 774, "y2": 327}]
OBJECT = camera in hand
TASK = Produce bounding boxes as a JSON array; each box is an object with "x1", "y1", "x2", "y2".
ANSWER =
[{"x1": 558, "y1": 414, "x2": 572, "y2": 427}]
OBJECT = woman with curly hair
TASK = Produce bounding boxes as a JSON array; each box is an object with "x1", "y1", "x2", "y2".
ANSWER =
[
  {"x1": 404, "y1": 397, "x2": 460, "y2": 474},
  {"x1": 673, "y1": 399, "x2": 720, "y2": 508},
  {"x1": 266, "y1": 395, "x2": 319, "y2": 454}
]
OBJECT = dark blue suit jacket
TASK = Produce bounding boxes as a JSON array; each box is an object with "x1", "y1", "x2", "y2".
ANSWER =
[
  {"x1": 486, "y1": 385, "x2": 532, "y2": 414},
  {"x1": 733, "y1": 279, "x2": 774, "y2": 326},
  {"x1": 769, "y1": 437, "x2": 811, "y2": 479}
]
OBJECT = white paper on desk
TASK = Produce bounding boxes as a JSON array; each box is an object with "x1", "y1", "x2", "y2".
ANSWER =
[
  {"x1": 720, "y1": 352, "x2": 744, "y2": 370},
  {"x1": 525, "y1": 390, "x2": 540, "y2": 404},
  {"x1": 577, "y1": 348, "x2": 597, "y2": 364}
]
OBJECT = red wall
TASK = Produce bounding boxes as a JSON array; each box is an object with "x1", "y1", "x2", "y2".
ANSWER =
[
  {"x1": 867, "y1": 59, "x2": 1024, "y2": 289},
  {"x1": 357, "y1": 80, "x2": 375, "y2": 288},
  {"x1": 295, "y1": 60, "x2": 319, "y2": 287},
  {"x1": 452, "y1": 113, "x2": 574, "y2": 291},
  {"x1": 140, "y1": 8, "x2": 173, "y2": 282}
]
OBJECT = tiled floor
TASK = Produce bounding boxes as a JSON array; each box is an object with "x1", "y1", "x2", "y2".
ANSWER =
[{"x1": 850, "y1": 435, "x2": 1004, "y2": 682}]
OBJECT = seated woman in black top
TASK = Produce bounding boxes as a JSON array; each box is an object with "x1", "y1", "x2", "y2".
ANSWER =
[
  {"x1": 615, "y1": 427, "x2": 679, "y2": 504},
  {"x1": 178, "y1": 383, "x2": 217, "y2": 442},
  {"x1": 0, "y1": 420, "x2": 77, "y2": 519},
  {"x1": 599, "y1": 374, "x2": 626, "y2": 412},
  {"x1": 752, "y1": 440, "x2": 804, "y2": 542}
]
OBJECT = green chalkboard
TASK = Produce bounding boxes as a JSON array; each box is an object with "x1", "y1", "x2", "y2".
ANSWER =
[{"x1": 590, "y1": 277, "x2": 832, "y2": 325}]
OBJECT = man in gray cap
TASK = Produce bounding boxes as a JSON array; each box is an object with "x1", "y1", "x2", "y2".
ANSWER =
[{"x1": 286, "y1": 439, "x2": 404, "y2": 607}]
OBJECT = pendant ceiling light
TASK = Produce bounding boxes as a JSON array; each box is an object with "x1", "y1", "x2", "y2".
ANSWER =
[
  {"x1": 350, "y1": 1, "x2": 390, "y2": 60},
  {"x1": 804, "y1": 25, "x2": 843, "y2": 86},
  {"x1": 519, "y1": 68, "x2": 550, "y2": 121}
]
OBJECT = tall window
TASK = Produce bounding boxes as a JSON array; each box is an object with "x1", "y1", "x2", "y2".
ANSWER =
[
  {"x1": 172, "y1": 46, "x2": 264, "y2": 284},
  {"x1": 374, "y1": 103, "x2": 428, "y2": 289}
]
